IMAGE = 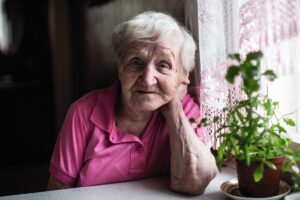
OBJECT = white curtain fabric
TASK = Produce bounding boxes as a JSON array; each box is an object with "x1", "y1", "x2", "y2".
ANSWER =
[
  {"x1": 185, "y1": 0, "x2": 300, "y2": 147},
  {"x1": 239, "y1": 0, "x2": 300, "y2": 138},
  {"x1": 185, "y1": 0, "x2": 240, "y2": 148}
]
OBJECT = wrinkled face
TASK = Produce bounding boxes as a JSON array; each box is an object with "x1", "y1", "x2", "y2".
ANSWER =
[{"x1": 118, "y1": 40, "x2": 185, "y2": 112}]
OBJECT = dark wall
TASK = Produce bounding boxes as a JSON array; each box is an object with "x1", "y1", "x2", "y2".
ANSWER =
[{"x1": 0, "y1": 0, "x2": 55, "y2": 166}]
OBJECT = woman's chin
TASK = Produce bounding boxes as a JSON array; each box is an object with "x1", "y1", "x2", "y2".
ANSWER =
[{"x1": 134, "y1": 103, "x2": 162, "y2": 112}]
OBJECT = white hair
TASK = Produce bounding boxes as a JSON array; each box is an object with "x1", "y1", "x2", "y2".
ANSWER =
[{"x1": 112, "y1": 11, "x2": 196, "y2": 72}]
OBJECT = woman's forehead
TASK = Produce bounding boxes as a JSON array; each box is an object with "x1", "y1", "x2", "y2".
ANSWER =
[{"x1": 126, "y1": 41, "x2": 180, "y2": 58}]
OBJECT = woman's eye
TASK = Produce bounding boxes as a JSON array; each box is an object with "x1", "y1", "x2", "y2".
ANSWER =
[
  {"x1": 158, "y1": 62, "x2": 171, "y2": 70},
  {"x1": 130, "y1": 57, "x2": 142, "y2": 66},
  {"x1": 126, "y1": 57, "x2": 144, "y2": 71}
]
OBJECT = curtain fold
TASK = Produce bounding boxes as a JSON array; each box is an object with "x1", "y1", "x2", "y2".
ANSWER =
[{"x1": 185, "y1": 0, "x2": 240, "y2": 148}]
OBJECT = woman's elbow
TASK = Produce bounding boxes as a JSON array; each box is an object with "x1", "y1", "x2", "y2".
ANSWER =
[
  {"x1": 171, "y1": 182, "x2": 206, "y2": 195},
  {"x1": 171, "y1": 169, "x2": 218, "y2": 195},
  {"x1": 47, "y1": 175, "x2": 72, "y2": 191}
]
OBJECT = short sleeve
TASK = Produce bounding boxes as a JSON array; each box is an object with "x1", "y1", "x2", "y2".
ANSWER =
[
  {"x1": 49, "y1": 103, "x2": 90, "y2": 186},
  {"x1": 182, "y1": 94, "x2": 206, "y2": 142}
]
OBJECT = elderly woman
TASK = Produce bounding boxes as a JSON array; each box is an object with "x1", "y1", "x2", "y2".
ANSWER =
[{"x1": 47, "y1": 11, "x2": 217, "y2": 195}]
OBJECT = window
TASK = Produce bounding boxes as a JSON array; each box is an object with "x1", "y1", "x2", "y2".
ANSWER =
[{"x1": 185, "y1": 0, "x2": 300, "y2": 145}]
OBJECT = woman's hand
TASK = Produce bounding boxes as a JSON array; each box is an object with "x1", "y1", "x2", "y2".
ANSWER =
[{"x1": 160, "y1": 83, "x2": 187, "y2": 118}]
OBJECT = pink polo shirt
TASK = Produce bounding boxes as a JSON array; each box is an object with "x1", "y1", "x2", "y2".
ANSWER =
[{"x1": 49, "y1": 83, "x2": 204, "y2": 187}]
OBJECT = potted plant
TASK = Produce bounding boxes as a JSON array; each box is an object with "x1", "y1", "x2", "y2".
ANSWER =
[{"x1": 191, "y1": 51, "x2": 300, "y2": 197}]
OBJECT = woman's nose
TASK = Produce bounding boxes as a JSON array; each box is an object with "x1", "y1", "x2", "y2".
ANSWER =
[{"x1": 139, "y1": 64, "x2": 157, "y2": 86}]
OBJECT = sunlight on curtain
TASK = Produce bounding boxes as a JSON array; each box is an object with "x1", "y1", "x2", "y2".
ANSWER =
[
  {"x1": 239, "y1": 0, "x2": 300, "y2": 140},
  {"x1": 185, "y1": 0, "x2": 300, "y2": 147},
  {"x1": 185, "y1": 0, "x2": 241, "y2": 148}
]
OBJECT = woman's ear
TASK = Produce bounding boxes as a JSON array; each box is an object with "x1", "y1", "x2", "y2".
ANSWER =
[{"x1": 180, "y1": 70, "x2": 190, "y2": 85}]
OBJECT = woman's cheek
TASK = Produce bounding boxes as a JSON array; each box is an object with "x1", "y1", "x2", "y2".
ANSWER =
[
  {"x1": 120, "y1": 71, "x2": 137, "y2": 88},
  {"x1": 161, "y1": 80, "x2": 178, "y2": 99}
]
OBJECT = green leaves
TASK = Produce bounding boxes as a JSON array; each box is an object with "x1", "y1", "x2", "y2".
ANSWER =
[
  {"x1": 263, "y1": 70, "x2": 277, "y2": 81},
  {"x1": 253, "y1": 161, "x2": 277, "y2": 183},
  {"x1": 282, "y1": 162, "x2": 291, "y2": 172},
  {"x1": 253, "y1": 163, "x2": 264, "y2": 182},
  {"x1": 284, "y1": 118, "x2": 296, "y2": 126},
  {"x1": 226, "y1": 66, "x2": 240, "y2": 83},
  {"x1": 189, "y1": 117, "x2": 196, "y2": 123},
  {"x1": 246, "y1": 51, "x2": 263, "y2": 61},
  {"x1": 264, "y1": 160, "x2": 277, "y2": 170},
  {"x1": 217, "y1": 142, "x2": 226, "y2": 170},
  {"x1": 226, "y1": 51, "x2": 277, "y2": 94},
  {"x1": 244, "y1": 145, "x2": 250, "y2": 166},
  {"x1": 213, "y1": 116, "x2": 220, "y2": 123},
  {"x1": 263, "y1": 98, "x2": 273, "y2": 115},
  {"x1": 197, "y1": 51, "x2": 300, "y2": 189},
  {"x1": 190, "y1": 116, "x2": 222, "y2": 128},
  {"x1": 229, "y1": 53, "x2": 241, "y2": 62},
  {"x1": 243, "y1": 77, "x2": 260, "y2": 92},
  {"x1": 199, "y1": 118, "x2": 208, "y2": 126}
]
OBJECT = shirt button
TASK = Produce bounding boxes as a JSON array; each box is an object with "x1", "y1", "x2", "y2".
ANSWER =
[{"x1": 137, "y1": 145, "x2": 143, "y2": 152}]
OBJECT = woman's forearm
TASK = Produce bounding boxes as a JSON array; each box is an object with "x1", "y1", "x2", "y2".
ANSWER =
[{"x1": 163, "y1": 100, "x2": 217, "y2": 195}]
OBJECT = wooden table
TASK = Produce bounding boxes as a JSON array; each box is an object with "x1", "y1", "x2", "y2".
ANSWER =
[{"x1": 0, "y1": 167, "x2": 236, "y2": 200}]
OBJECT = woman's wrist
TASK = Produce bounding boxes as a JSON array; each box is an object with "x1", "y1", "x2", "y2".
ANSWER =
[{"x1": 160, "y1": 98, "x2": 183, "y2": 120}]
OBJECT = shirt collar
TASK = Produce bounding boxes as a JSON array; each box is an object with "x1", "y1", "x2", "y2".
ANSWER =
[
  {"x1": 89, "y1": 81, "x2": 163, "y2": 145},
  {"x1": 90, "y1": 81, "x2": 119, "y2": 133}
]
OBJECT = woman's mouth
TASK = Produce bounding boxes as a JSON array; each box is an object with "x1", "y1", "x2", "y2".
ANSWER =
[{"x1": 137, "y1": 90, "x2": 155, "y2": 94}]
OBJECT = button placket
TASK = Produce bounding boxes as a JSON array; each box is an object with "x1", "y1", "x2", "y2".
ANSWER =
[
  {"x1": 129, "y1": 143, "x2": 147, "y2": 174},
  {"x1": 137, "y1": 145, "x2": 143, "y2": 152}
]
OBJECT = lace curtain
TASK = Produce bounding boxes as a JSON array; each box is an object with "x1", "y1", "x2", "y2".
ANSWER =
[
  {"x1": 239, "y1": 0, "x2": 300, "y2": 139},
  {"x1": 185, "y1": 0, "x2": 300, "y2": 148}
]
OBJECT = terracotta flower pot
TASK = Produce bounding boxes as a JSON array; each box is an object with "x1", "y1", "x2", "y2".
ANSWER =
[{"x1": 236, "y1": 157, "x2": 285, "y2": 197}]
